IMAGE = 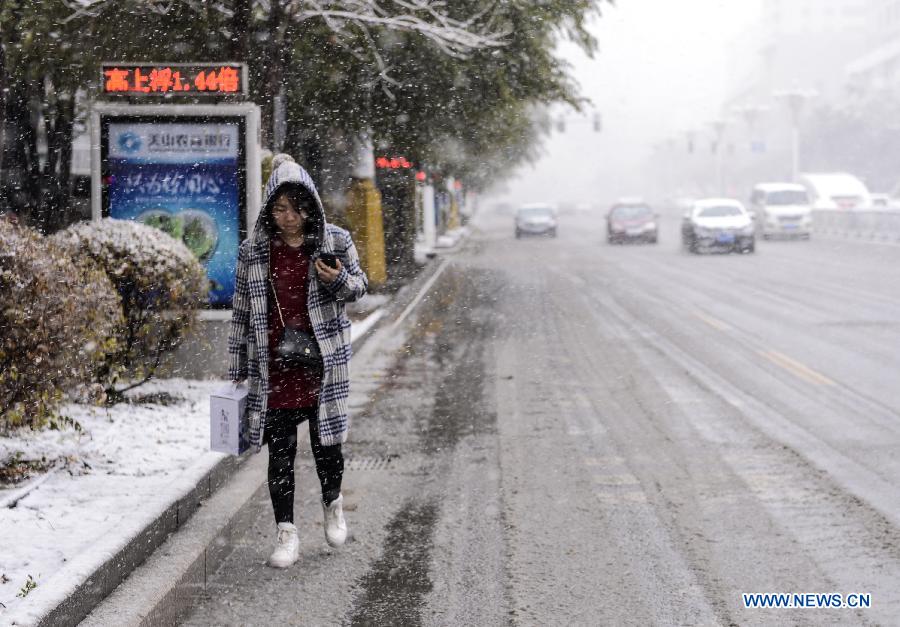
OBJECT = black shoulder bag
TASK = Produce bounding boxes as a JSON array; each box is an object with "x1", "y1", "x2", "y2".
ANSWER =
[{"x1": 269, "y1": 273, "x2": 322, "y2": 370}]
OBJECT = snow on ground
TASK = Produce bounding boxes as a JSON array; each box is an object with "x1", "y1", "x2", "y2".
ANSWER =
[
  {"x1": 0, "y1": 311, "x2": 381, "y2": 621},
  {"x1": 0, "y1": 378, "x2": 227, "y2": 620}
]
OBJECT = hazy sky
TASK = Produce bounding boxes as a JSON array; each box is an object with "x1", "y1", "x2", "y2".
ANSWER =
[{"x1": 489, "y1": 0, "x2": 761, "y2": 208}]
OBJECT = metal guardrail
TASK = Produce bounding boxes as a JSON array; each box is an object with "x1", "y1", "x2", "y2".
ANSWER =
[{"x1": 812, "y1": 208, "x2": 900, "y2": 243}]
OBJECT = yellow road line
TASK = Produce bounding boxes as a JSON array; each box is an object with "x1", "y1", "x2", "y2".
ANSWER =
[
  {"x1": 758, "y1": 349, "x2": 836, "y2": 386},
  {"x1": 693, "y1": 310, "x2": 731, "y2": 331},
  {"x1": 592, "y1": 473, "x2": 642, "y2": 486}
]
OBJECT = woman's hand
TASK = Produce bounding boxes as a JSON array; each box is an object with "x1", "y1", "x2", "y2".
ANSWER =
[{"x1": 315, "y1": 257, "x2": 343, "y2": 284}]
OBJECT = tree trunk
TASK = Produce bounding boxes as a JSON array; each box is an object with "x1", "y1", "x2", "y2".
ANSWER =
[
  {"x1": 259, "y1": 0, "x2": 290, "y2": 149},
  {"x1": 42, "y1": 91, "x2": 75, "y2": 233},
  {"x1": 0, "y1": 33, "x2": 7, "y2": 194},
  {"x1": 299, "y1": 134, "x2": 323, "y2": 184},
  {"x1": 380, "y1": 172, "x2": 417, "y2": 282},
  {"x1": 230, "y1": 0, "x2": 251, "y2": 61},
  {"x1": 3, "y1": 77, "x2": 37, "y2": 223}
]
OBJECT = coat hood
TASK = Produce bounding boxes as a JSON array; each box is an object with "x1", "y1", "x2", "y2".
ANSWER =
[{"x1": 254, "y1": 154, "x2": 327, "y2": 249}]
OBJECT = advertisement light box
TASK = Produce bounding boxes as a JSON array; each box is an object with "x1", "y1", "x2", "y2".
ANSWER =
[{"x1": 101, "y1": 117, "x2": 246, "y2": 306}]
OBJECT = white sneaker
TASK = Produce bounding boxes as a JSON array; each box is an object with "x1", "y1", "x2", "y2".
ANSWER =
[
  {"x1": 268, "y1": 522, "x2": 299, "y2": 568},
  {"x1": 323, "y1": 494, "x2": 348, "y2": 547}
]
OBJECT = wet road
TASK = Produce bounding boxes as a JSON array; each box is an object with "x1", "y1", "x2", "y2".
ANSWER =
[{"x1": 183, "y1": 207, "x2": 900, "y2": 626}]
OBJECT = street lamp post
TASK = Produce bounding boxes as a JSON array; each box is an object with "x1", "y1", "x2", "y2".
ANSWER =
[
  {"x1": 711, "y1": 119, "x2": 727, "y2": 196},
  {"x1": 732, "y1": 103, "x2": 770, "y2": 150},
  {"x1": 730, "y1": 104, "x2": 770, "y2": 192},
  {"x1": 773, "y1": 88, "x2": 817, "y2": 182}
]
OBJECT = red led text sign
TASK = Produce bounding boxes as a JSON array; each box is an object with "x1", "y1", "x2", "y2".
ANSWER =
[
  {"x1": 376, "y1": 156, "x2": 413, "y2": 169},
  {"x1": 101, "y1": 63, "x2": 247, "y2": 97}
]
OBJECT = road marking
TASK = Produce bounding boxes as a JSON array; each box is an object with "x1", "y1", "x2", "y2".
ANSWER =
[
  {"x1": 758, "y1": 349, "x2": 836, "y2": 386},
  {"x1": 567, "y1": 273, "x2": 587, "y2": 286},
  {"x1": 593, "y1": 473, "x2": 641, "y2": 486},
  {"x1": 595, "y1": 490, "x2": 647, "y2": 504},
  {"x1": 583, "y1": 456, "x2": 625, "y2": 467},
  {"x1": 692, "y1": 310, "x2": 731, "y2": 331},
  {"x1": 584, "y1": 456, "x2": 648, "y2": 502},
  {"x1": 547, "y1": 265, "x2": 586, "y2": 286},
  {"x1": 567, "y1": 423, "x2": 607, "y2": 436},
  {"x1": 391, "y1": 258, "x2": 450, "y2": 332}
]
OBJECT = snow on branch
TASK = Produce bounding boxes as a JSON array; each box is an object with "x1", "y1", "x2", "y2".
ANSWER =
[
  {"x1": 65, "y1": 0, "x2": 509, "y2": 55},
  {"x1": 294, "y1": 0, "x2": 507, "y2": 57},
  {"x1": 293, "y1": 0, "x2": 508, "y2": 56}
]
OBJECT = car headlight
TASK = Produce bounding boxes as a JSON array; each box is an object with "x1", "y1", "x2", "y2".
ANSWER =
[
  {"x1": 644, "y1": 222, "x2": 657, "y2": 231},
  {"x1": 740, "y1": 224, "x2": 755, "y2": 235},
  {"x1": 694, "y1": 226, "x2": 712, "y2": 237}
]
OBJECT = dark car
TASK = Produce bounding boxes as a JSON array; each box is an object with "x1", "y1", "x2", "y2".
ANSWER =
[{"x1": 606, "y1": 201, "x2": 658, "y2": 244}]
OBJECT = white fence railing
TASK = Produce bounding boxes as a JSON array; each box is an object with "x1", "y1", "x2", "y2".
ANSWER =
[{"x1": 812, "y1": 209, "x2": 900, "y2": 243}]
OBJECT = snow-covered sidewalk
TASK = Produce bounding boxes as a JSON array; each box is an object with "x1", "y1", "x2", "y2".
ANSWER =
[
  {"x1": 0, "y1": 309, "x2": 386, "y2": 624},
  {"x1": 0, "y1": 378, "x2": 229, "y2": 621},
  {"x1": 434, "y1": 225, "x2": 470, "y2": 249}
]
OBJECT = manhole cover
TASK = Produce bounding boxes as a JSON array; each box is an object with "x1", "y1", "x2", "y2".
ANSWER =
[{"x1": 344, "y1": 455, "x2": 400, "y2": 471}]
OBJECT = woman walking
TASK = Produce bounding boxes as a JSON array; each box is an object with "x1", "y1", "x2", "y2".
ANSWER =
[{"x1": 228, "y1": 154, "x2": 368, "y2": 568}]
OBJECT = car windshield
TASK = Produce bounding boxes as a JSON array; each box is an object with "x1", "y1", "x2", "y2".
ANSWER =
[
  {"x1": 765, "y1": 190, "x2": 809, "y2": 205},
  {"x1": 697, "y1": 205, "x2": 743, "y2": 218},
  {"x1": 611, "y1": 205, "x2": 652, "y2": 219},
  {"x1": 518, "y1": 208, "x2": 553, "y2": 219}
]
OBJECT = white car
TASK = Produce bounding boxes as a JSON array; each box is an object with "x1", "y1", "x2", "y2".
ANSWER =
[
  {"x1": 515, "y1": 204, "x2": 558, "y2": 238},
  {"x1": 799, "y1": 172, "x2": 872, "y2": 210},
  {"x1": 681, "y1": 198, "x2": 755, "y2": 254},
  {"x1": 749, "y1": 183, "x2": 813, "y2": 239}
]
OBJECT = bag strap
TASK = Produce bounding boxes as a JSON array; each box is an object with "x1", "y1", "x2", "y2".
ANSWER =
[{"x1": 268, "y1": 244, "x2": 286, "y2": 328}]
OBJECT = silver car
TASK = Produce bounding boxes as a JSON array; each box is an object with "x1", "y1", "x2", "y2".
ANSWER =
[
  {"x1": 681, "y1": 198, "x2": 756, "y2": 254},
  {"x1": 749, "y1": 183, "x2": 812, "y2": 239},
  {"x1": 515, "y1": 204, "x2": 558, "y2": 238}
]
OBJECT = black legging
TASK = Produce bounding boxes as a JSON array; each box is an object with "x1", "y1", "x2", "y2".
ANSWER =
[{"x1": 265, "y1": 407, "x2": 344, "y2": 524}]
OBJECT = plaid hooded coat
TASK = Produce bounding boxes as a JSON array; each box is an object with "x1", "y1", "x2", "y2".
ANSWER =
[{"x1": 228, "y1": 156, "x2": 368, "y2": 449}]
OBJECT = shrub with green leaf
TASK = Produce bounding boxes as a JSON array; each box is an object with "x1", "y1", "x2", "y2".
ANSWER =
[
  {"x1": 0, "y1": 221, "x2": 121, "y2": 430},
  {"x1": 51, "y1": 219, "x2": 208, "y2": 400}
]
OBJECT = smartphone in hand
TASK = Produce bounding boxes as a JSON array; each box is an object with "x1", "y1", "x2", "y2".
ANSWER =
[{"x1": 319, "y1": 252, "x2": 339, "y2": 269}]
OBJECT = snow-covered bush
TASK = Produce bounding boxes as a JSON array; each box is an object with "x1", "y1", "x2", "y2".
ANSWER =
[
  {"x1": 51, "y1": 219, "x2": 208, "y2": 399},
  {"x1": 0, "y1": 221, "x2": 121, "y2": 430}
]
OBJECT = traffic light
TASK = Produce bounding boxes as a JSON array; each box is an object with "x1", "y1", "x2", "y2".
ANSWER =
[{"x1": 593, "y1": 113, "x2": 602, "y2": 132}]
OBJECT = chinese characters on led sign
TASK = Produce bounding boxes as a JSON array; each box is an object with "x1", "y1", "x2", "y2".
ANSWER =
[
  {"x1": 376, "y1": 156, "x2": 412, "y2": 169},
  {"x1": 102, "y1": 64, "x2": 246, "y2": 96}
]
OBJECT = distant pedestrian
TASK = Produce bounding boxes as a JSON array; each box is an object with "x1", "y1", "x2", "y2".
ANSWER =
[{"x1": 228, "y1": 154, "x2": 368, "y2": 568}]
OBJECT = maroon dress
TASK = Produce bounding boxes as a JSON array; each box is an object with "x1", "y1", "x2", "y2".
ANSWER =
[{"x1": 267, "y1": 237, "x2": 322, "y2": 409}]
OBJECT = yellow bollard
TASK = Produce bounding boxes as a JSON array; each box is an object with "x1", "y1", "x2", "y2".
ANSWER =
[
  {"x1": 345, "y1": 178, "x2": 387, "y2": 288},
  {"x1": 447, "y1": 194, "x2": 461, "y2": 230}
]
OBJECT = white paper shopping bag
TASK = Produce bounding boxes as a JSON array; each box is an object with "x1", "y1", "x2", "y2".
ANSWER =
[{"x1": 210, "y1": 384, "x2": 249, "y2": 455}]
